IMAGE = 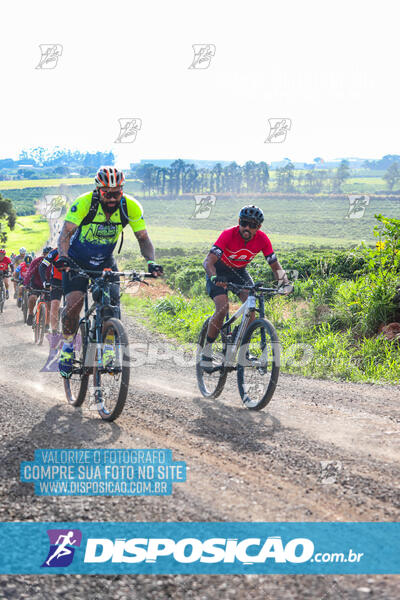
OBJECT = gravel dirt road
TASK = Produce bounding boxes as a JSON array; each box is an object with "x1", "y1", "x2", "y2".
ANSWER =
[{"x1": 0, "y1": 298, "x2": 399, "y2": 599}]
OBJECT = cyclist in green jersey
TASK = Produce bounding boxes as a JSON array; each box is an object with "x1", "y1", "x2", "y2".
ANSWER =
[{"x1": 55, "y1": 166, "x2": 163, "y2": 378}]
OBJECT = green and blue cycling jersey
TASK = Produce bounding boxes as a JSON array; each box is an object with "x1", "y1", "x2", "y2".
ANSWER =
[{"x1": 65, "y1": 191, "x2": 146, "y2": 268}]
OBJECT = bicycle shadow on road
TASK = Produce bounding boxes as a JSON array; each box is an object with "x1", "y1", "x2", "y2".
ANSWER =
[
  {"x1": 1, "y1": 404, "x2": 122, "y2": 500},
  {"x1": 189, "y1": 396, "x2": 282, "y2": 454}
]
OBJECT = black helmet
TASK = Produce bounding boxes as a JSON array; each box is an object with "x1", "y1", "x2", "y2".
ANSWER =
[
  {"x1": 43, "y1": 246, "x2": 53, "y2": 255},
  {"x1": 24, "y1": 255, "x2": 33, "y2": 265},
  {"x1": 239, "y1": 205, "x2": 264, "y2": 225}
]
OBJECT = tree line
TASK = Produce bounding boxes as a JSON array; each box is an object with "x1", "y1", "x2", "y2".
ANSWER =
[{"x1": 133, "y1": 159, "x2": 356, "y2": 195}]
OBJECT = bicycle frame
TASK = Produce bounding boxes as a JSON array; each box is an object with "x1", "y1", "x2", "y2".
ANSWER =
[
  {"x1": 77, "y1": 278, "x2": 118, "y2": 373},
  {"x1": 220, "y1": 287, "x2": 273, "y2": 368}
]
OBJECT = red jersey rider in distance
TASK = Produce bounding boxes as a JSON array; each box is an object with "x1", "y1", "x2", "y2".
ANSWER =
[
  {"x1": 201, "y1": 205, "x2": 293, "y2": 369},
  {"x1": 0, "y1": 249, "x2": 12, "y2": 299}
]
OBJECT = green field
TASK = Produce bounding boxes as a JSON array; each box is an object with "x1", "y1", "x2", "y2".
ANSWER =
[
  {"x1": 0, "y1": 178, "x2": 93, "y2": 190},
  {"x1": 120, "y1": 195, "x2": 400, "y2": 254},
  {"x1": 342, "y1": 177, "x2": 387, "y2": 193},
  {"x1": 2, "y1": 183, "x2": 400, "y2": 257},
  {"x1": 2, "y1": 215, "x2": 49, "y2": 253},
  {"x1": 0, "y1": 178, "x2": 141, "y2": 191}
]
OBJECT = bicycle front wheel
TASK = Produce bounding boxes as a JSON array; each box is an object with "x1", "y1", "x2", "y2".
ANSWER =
[
  {"x1": 196, "y1": 317, "x2": 228, "y2": 399},
  {"x1": 64, "y1": 322, "x2": 89, "y2": 407},
  {"x1": 237, "y1": 318, "x2": 280, "y2": 410},
  {"x1": 92, "y1": 318, "x2": 130, "y2": 422}
]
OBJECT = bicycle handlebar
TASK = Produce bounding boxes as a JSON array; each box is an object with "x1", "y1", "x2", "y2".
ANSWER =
[
  {"x1": 28, "y1": 288, "x2": 51, "y2": 295},
  {"x1": 64, "y1": 258, "x2": 153, "y2": 283},
  {"x1": 226, "y1": 281, "x2": 291, "y2": 295}
]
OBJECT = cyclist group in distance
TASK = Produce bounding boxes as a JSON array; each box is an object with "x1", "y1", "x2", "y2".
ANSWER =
[{"x1": 1, "y1": 165, "x2": 293, "y2": 380}]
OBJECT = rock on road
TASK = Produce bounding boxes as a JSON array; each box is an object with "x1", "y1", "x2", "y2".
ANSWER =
[{"x1": 0, "y1": 299, "x2": 399, "y2": 599}]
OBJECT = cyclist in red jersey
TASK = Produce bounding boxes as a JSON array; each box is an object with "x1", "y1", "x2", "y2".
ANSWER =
[
  {"x1": 23, "y1": 247, "x2": 53, "y2": 326},
  {"x1": 202, "y1": 205, "x2": 292, "y2": 366},
  {"x1": 0, "y1": 249, "x2": 12, "y2": 299}
]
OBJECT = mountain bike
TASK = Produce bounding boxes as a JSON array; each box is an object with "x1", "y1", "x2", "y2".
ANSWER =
[
  {"x1": 27, "y1": 288, "x2": 51, "y2": 344},
  {"x1": 63, "y1": 262, "x2": 153, "y2": 422},
  {"x1": 196, "y1": 281, "x2": 288, "y2": 410},
  {"x1": 0, "y1": 273, "x2": 9, "y2": 313}
]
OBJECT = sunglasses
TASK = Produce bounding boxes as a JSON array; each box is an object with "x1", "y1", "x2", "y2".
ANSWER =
[
  {"x1": 100, "y1": 189, "x2": 123, "y2": 200},
  {"x1": 240, "y1": 219, "x2": 258, "y2": 229}
]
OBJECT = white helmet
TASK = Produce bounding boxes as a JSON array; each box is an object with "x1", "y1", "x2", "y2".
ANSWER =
[
  {"x1": 19, "y1": 247, "x2": 26, "y2": 254},
  {"x1": 95, "y1": 166, "x2": 125, "y2": 188}
]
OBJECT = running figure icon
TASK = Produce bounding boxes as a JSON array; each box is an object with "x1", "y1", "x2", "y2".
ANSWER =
[
  {"x1": 42, "y1": 528, "x2": 82, "y2": 568},
  {"x1": 46, "y1": 531, "x2": 77, "y2": 565}
]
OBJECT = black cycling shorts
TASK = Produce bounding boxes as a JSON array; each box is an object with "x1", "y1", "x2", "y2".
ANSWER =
[
  {"x1": 50, "y1": 278, "x2": 63, "y2": 301},
  {"x1": 62, "y1": 256, "x2": 120, "y2": 305},
  {"x1": 206, "y1": 267, "x2": 254, "y2": 299}
]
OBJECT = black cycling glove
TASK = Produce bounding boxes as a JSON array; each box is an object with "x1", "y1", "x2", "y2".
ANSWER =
[
  {"x1": 54, "y1": 256, "x2": 73, "y2": 270},
  {"x1": 148, "y1": 261, "x2": 163, "y2": 275}
]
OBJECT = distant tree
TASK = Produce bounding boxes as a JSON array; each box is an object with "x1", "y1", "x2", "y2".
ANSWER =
[
  {"x1": 276, "y1": 162, "x2": 295, "y2": 192},
  {"x1": 383, "y1": 162, "x2": 400, "y2": 191},
  {"x1": 0, "y1": 194, "x2": 17, "y2": 244},
  {"x1": 0, "y1": 159, "x2": 16, "y2": 169},
  {"x1": 257, "y1": 162, "x2": 270, "y2": 192},
  {"x1": 212, "y1": 163, "x2": 223, "y2": 193},
  {"x1": 54, "y1": 166, "x2": 69, "y2": 176},
  {"x1": 362, "y1": 154, "x2": 400, "y2": 170},
  {"x1": 333, "y1": 159, "x2": 350, "y2": 191},
  {"x1": 17, "y1": 168, "x2": 35, "y2": 179}
]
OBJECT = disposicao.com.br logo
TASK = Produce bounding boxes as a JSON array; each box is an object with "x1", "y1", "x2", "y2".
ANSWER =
[{"x1": 83, "y1": 536, "x2": 358, "y2": 565}]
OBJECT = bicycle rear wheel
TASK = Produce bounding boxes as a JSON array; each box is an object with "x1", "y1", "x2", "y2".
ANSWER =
[
  {"x1": 92, "y1": 318, "x2": 130, "y2": 422},
  {"x1": 64, "y1": 322, "x2": 89, "y2": 407},
  {"x1": 22, "y1": 290, "x2": 28, "y2": 323},
  {"x1": 33, "y1": 306, "x2": 40, "y2": 343},
  {"x1": 37, "y1": 303, "x2": 47, "y2": 345},
  {"x1": 0, "y1": 287, "x2": 4, "y2": 313},
  {"x1": 196, "y1": 317, "x2": 228, "y2": 399},
  {"x1": 237, "y1": 318, "x2": 280, "y2": 410}
]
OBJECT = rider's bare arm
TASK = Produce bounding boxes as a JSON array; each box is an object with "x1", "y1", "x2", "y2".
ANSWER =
[
  {"x1": 203, "y1": 252, "x2": 218, "y2": 277},
  {"x1": 269, "y1": 259, "x2": 289, "y2": 284},
  {"x1": 134, "y1": 229, "x2": 155, "y2": 262},
  {"x1": 58, "y1": 221, "x2": 78, "y2": 258},
  {"x1": 203, "y1": 252, "x2": 227, "y2": 288}
]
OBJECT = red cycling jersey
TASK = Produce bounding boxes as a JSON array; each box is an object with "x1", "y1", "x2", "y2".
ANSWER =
[
  {"x1": 0, "y1": 256, "x2": 11, "y2": 272},
  {"x1": 23, "y1": 256, "x2": 46, "y2": 289},
  {"x1": 211, "y1": 226, "x2": 276, "y2": 269}
]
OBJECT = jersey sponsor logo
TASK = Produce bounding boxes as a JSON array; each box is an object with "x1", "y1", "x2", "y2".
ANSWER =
[
  {"x1": 224, "y1": 248, "x2": 256, "y2": 264},
  {"x1": 95, "y1": 223, "x2": 118, "y2": 239}
]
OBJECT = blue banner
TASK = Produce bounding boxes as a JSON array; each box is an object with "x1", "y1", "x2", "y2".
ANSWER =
[{"x1": 0, "y1": 522, "x2": 398, "y2": 574}]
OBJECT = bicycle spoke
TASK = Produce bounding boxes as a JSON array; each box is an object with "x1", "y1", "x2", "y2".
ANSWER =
[{"x1": 237, "y1": 319, "x2": 280, "y2": 410}]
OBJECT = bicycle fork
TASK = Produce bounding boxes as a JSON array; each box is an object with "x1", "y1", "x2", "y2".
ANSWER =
[{"x1": 224, "y1": 294, "x2": 256, "y2": 368}]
